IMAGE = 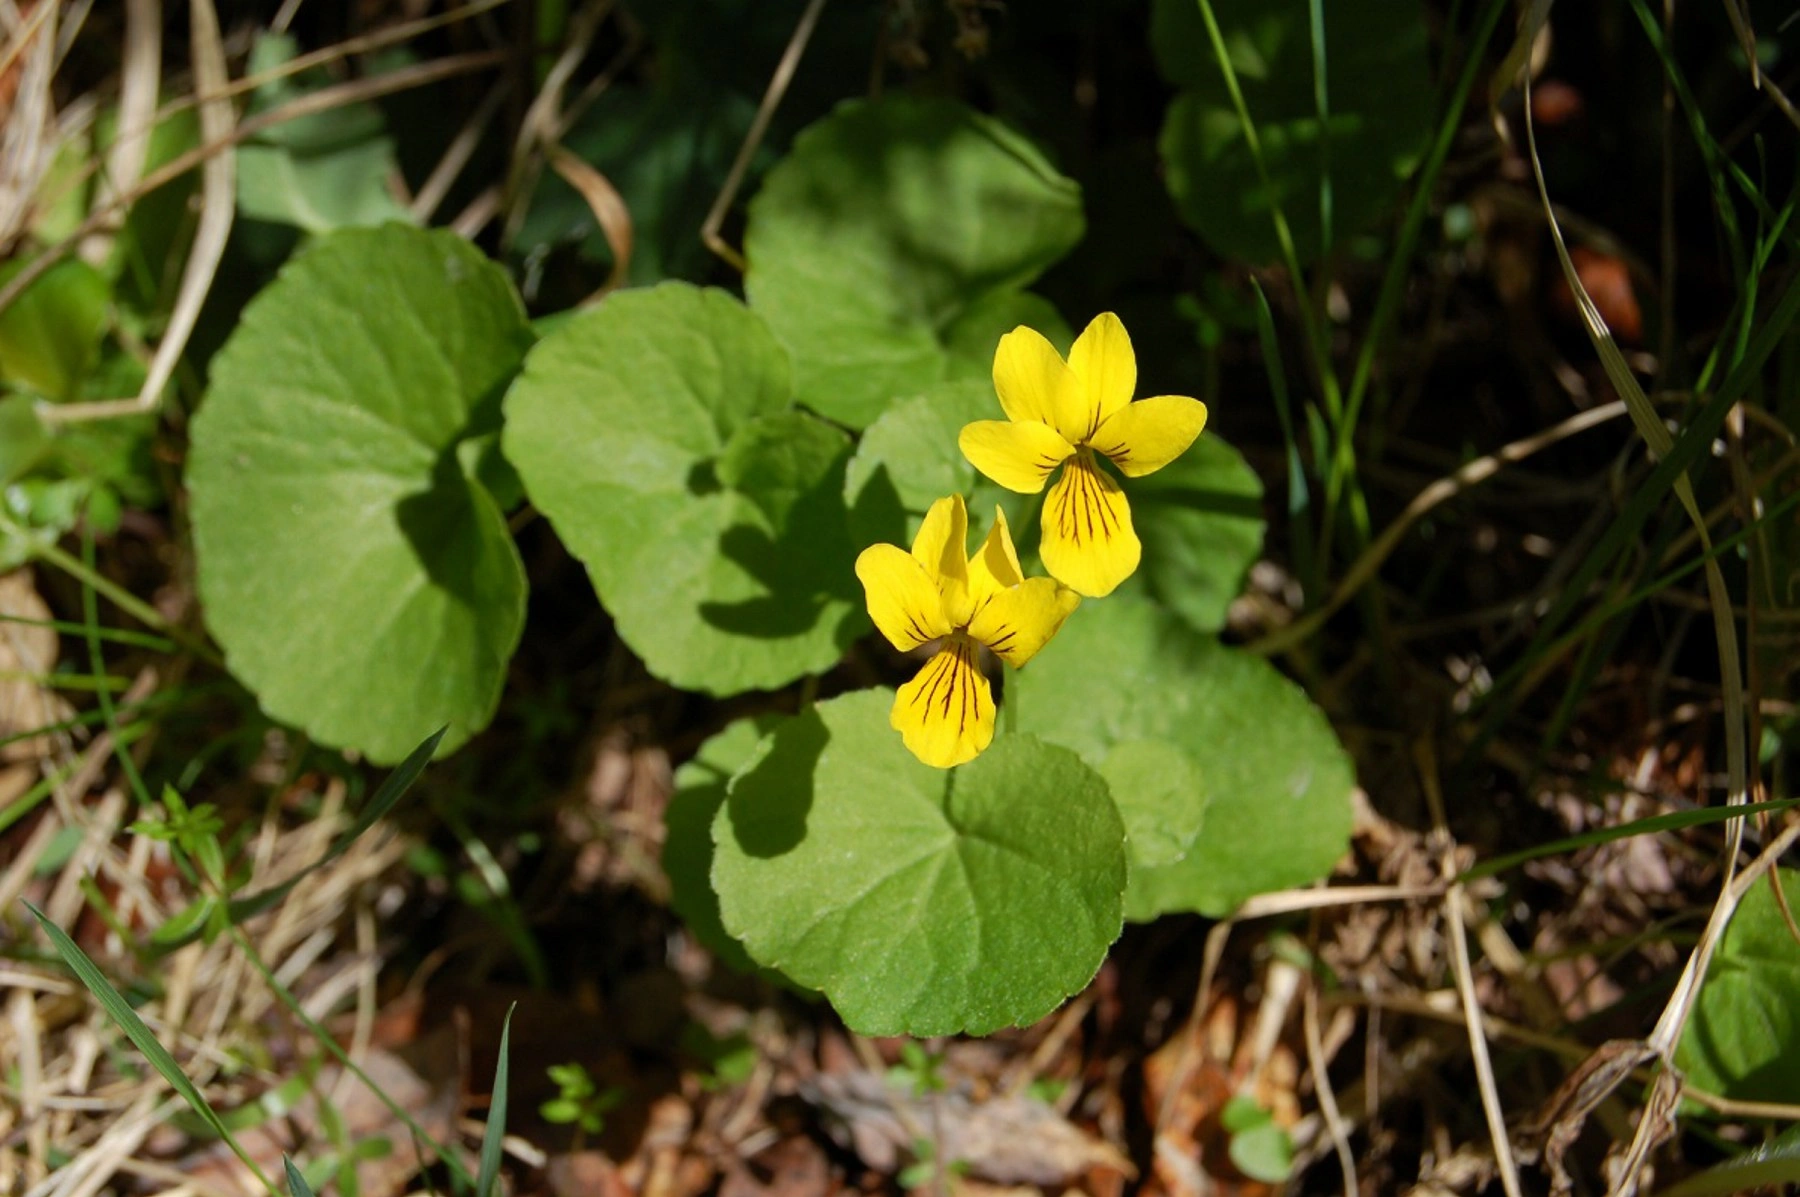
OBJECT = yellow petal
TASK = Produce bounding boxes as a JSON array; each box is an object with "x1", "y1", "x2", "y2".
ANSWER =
[
  {"x1": 966, "y1": 506, "x2": 1024, "y2": 606},
  {"x1": 1089, "y1": 395, "x2": 1209, "y2": 478},
  {"x1": 958, "y1": 419, "x2": 1074, "y2": 495},
  {"x1": 891, "y1": 638, "x2": 995, "y2": 769},
  {"x1": 1040, "y1": 452, "x2": 1140, "y2": 597},
  {"x1": 855, "y1": 543, "x2": 951, "y2": 651},
  {"x1": 992, "y1": 325, "x2": 1087, "y2": 442},
  {"x1": 1067, "y1": 312, "x2": 1137, "y2": 437},
  {"x1": 967, "y1": 577, "x2": 1080, "y2": 668},
  {"x1": 910, "y1": 495, "x2": 971, "y2": 623}
]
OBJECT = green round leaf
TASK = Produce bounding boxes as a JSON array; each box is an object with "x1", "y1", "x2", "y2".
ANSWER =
[
  {"x1": 942, "y1": 291, "x2": 1074, "y2": 378},
  {"x1": 1097, "y1": 739, "x2": 1205, "y2": 870},
  {"x1": 1678, "y1": 868, "x2": 1800, "y2": 1105},
  {"x1": 235, "y1": 34, "x2": 414, "y2": 233},
  {"x1": 842, "y1": 379, "x2": 1033, "y2": 555},
  {"x1": 189, "y1": 225, "x2": 533, "y2": 762},
  {"x1": 0, "y1": 258, "x2": 110, "y2": 401},
  {"x1": 503, "y1": 282, "x2": 865, "y2": 695},
  {"x1": 745, "y1": 96, "x2": 1084, "y2": 428},
  {"x1": 1012, "y1": 596, "x2": 1353, "y2": 918},
  {"x1": 1228, "y1": 1120, "x2": 1294, "y2": 1183},
  {"x1": 711, "y1": 690, "x2": 1126, "y2": 1035},
  {"x1": 1124, "y1": 434, "x2": 1265, "y2": 633},
  {"x1": 1152, "y1": 0, "x2": 1433, "y2": 264}
]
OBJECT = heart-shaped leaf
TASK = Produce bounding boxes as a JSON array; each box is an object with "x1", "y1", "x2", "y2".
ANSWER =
[
  {"x1": 1152, "y1": 0, "x2": 1433, "y2": 264},
  {"x1": 188, "y1": 225, "x2": 533, "y2": 762},
  {"x1": 745, "y1": 96, "x2": 1084, "y2": 428},
  {"x1": 1012, "y1": 595, "x2": 1353, "y2": 917},
  {"x1": 503, "y1": 282, "x2": 865, "y2": 695},
  {"x1": 1678, "y1": 867, "x2": 1800, "y2": 1104},
  {"x1": 1123, "y1": 434, "x2": 1265, "y2": 633},
  {"x1": 712, "y1": 690, "x2": 1126, "y2": 1035}
]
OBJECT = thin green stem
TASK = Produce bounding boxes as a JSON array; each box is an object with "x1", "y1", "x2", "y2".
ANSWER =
[
  {"x1": 81, "y1": 530, "x2": 152, "y2": 807},
  {"x1": 32, "y1": 536, "x2": 223, "y2": 667},
  {"x1": 228, "y1": 925, "x2": 479, "y2": 1192}
]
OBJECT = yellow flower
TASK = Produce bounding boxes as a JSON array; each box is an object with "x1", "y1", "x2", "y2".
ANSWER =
[
  {"x1": 958, "y1": 313, "x2": 1209, "y2": 597},
  {"x1": 855, "y1": 495, "x2": 1080, "y2": 769}
]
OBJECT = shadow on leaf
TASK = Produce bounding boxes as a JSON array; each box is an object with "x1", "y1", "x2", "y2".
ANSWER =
[
  {"x1": 725, "y1": 707, "x2": 829, "y2": 857},
  {"x1": 699, "y1": 449, "x2": 863, "y2": 641}
]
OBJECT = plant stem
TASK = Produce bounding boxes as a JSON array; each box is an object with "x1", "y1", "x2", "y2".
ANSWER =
[{"x1": 32, "y1": 536, "x2": 223, "y2": 666}]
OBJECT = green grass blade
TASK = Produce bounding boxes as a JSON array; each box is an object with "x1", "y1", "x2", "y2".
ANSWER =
[
  {"x1": 283, "y1": 1155, "x2": 317, "y2": 1197},
  {"x1": 227, "y1": 923, "x2": 478, "y2": 1192},
  {"x1": 0, "y1": 611, "x2": 176, "y2": 652},
  {"x1": 228, "y1": 725, "x2": 446, "y2": 921},
  {"x1": 24, "y1": 900, "x2": 279, "y2": 1195},
  {"x1": 1460, "y1": 797, "x2": 1800, "y2": 882},
  {"x1": 476, "y1": 1003, "x2": 517, "y2": 1197},
  {"x1": 1461, "y1": 268, "x2": 1800, "y2": 771}
]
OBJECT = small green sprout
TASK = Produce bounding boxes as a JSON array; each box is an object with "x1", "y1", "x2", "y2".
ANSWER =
[
  {"x1": 540, "y1": 1063, "x2": 624, "y2": 1135},
  {"x1": 887, "y1": 1040, "x2": 948, "y2": 1096},
  {"x1": 128, "y1": 785, "x2": 228, "y2": 892}
]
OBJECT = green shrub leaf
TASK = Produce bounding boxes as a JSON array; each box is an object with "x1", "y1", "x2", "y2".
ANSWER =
[
  {"x1": 1012, "y1": 595, "x2": 1353, "y2": 917},
  {"x1": 236, "y1": 34, "x2": 415, "y2": 233},
  {"x1": 1151, "y1": 0, "x2": 1433, "y2": 264},
  {"x1": 0, "y1": 396, "x2": 49, "y2": 484},
  {"x1": 0, "y1": 258, "x2": 110, "y2": 401},
  {"x1": 1116, "y1": 434, "x2": 1266, "y2": 633},
  {"x1": 711, "y1": 690, "x2": 1126, "y2": 1035},
  {"x1": 188, "y1": 225, "x2": 532, "y2": 762},
  {"x1": 504, "y1": 282, "x2": 864, "y2": 695},
  {"x1": 1678, "y1": 868, "x2": 1800, "y2": 1104},
  {"x1": 745, "y1": 96, "x2": 1084, "y2": 428}
]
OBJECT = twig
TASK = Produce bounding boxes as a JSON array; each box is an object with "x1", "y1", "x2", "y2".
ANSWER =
[
  {"x1": 3, "y1": 51, "x2": 507, "y2": 329},
  {"x1": 54, "y1": 0, "x2": 235, "y2": 424},
  {"x1": 1416, "y1": 735, "x2": 1524, "y2": 1197},
  {"x1": 1155, "y1": 919, "x2": 1233, "y2": 1135},
  {"x1": 1253, "y1": 401, "x2": 1630, "y2": 656},
  {"x1": 1302, "y1": 982, "x2": 1357, "y2": 1197},
  {"x1": 410, "y1": 74, "x2": 510, "y2": 221},
  {"x1": 700, "y1": 0, "x2": 830, "y2": 271}
]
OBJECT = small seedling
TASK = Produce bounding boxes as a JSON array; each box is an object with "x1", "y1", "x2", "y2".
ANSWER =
[
  {"x1": 540, "y1": 1063, "x2": 624, "y2": 1136},
  {"x1": 888, "y1": 1040, "x2": 948, "y2": 1096}
]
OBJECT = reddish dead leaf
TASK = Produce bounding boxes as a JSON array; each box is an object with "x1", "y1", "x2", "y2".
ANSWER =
[
  {"x1": 1551, "y1": 247, "x2": 1643, "y2": 343},
  {"x1": 1532, "y1": 79, "x2": 1585, "y2": 126}
]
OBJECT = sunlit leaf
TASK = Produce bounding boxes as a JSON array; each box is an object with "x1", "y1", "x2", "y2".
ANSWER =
[
  {"x1": 188, "y1": 226, "x2": 532, "y2": 761},
  {"x1": 1012, "y1": 595, "x2": 1353, "y2": 917},
  {"x1": 745, "y1": 96, "x2": 1083, "y2": 428},
  {"x1": 711, "y1": 690, "x2": 1126, "y2": 1035},
  {"x1": 504, "y1": 282, "x2": 865, "y2": 695}
]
